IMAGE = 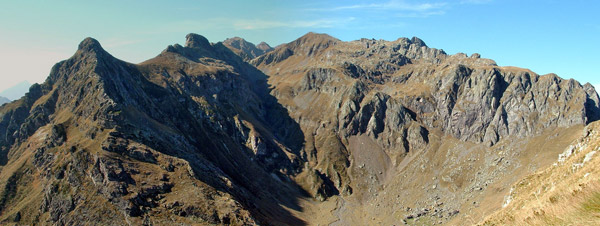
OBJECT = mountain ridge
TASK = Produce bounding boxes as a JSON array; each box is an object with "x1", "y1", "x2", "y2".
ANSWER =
[
  {"x1": 0, "y1": 32, "x2": 597, "y2": 225},
  {"x1": 251, "y1": 31, "x2": 599, "y2": 224},
  {"x1": 222, "y1": 37, "x2": 273, "y2": 61}
]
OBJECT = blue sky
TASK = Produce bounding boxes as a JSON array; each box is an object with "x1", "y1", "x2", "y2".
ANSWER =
[{"x1": 0, "y1": 0, "x2": 598, "y2": 92}]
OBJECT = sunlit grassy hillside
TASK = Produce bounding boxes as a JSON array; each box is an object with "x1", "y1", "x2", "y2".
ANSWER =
[{"x1": 480, "y1": 121, "x2": 600, "y2": 225}]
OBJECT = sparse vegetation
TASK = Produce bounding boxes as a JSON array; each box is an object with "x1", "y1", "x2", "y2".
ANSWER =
[
  {"x1": 480, "y1": 122, "x2": 600, "y2": 226},
  {"x1": 0, "y1": 32, "x2": 598, "y2": 226}
]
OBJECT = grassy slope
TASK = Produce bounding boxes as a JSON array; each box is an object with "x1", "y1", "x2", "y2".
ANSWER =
[{"x1": 480, "y1": 121, "x2": 600, "y2": 225}]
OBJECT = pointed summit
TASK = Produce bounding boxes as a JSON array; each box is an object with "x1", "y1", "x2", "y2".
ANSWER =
[
  {"x1": 78, "y1": 37, "x2": 106, "y2": 53},
  {"x1": 256, "y1": 42, "x2": 273, "y2": 52},
  {"x1": 73, "y1": 37, "x2": 114, "y2": 61},
  {"x1": 410, "y1": 37, "x2": 427, "y2": 47},
  {"x1": 185, "y1": 33, "x2": 211, "y2": 49}
]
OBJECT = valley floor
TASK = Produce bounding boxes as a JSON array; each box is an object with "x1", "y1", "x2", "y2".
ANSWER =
[{"x1": 285, "y1": 126, "x2": 585, "y2": 226}]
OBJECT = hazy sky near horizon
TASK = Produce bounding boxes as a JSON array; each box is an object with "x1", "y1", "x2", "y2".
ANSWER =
[{"x1": 0, "y1": 0, "x2": 598, "y2": 92}]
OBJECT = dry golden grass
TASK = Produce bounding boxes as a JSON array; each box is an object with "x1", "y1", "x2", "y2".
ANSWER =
[{"x1": 480, "y1": 122, "x2": 600, "y2": 226}]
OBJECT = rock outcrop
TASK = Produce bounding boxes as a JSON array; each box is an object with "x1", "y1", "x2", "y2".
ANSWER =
[
  {"x1": 0, "y1": 32, "x2": 597, "y2": 225},
  {"x1": 0, "y1": 35, "x2": 305, "y2": 225},
  {"x1": 252, "y1": 32, "x2": 600, "y2": 203}
]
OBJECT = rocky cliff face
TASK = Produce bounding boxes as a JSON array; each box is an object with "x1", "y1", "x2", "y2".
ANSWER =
[
  {"x1": 0, "y1": 32, "x2": 597, "y2": 225},
  {"x1": 252, "y1": 32, "x2": 600, "y2": 224},
  {"x1": 0, "y1": 34, "x2": 306, "y2": 225},
  {"x1": 253, "y1": 31, "x2": 598, "y2": 191}
]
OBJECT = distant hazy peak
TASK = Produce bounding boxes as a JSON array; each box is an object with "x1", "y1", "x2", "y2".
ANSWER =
[
  {"x1": 223, "y1": 37, "x2": 253, "y2": 49},
  {"x1": 222, "y1": 36, "x2": 273, "y2": 61},
  {"x1": 0, "y1": 96, "x2": 9, "y2": 105},
  {"x1": 223, "y1": 36, "x2": 245, "y2": 42},
  {"x1": 0, "y1": 80, "x2": 32, "y2": 101},
  {"x1": 256, "y1": 42, "x2": 272, "y2": 51}
]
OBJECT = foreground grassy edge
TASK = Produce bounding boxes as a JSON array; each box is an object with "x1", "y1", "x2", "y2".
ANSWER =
[{"x1": 479, "y1": 121, "x2": 600, "y2": 225}]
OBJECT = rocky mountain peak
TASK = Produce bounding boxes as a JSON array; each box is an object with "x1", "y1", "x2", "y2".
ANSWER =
[
  {"x1": 76, "y1": 37, "x2": 110, "y2": 58},
  {"x1": 252, "y1": 32, "x2": 339, "y2": 63},
  {"x1": 157, "y1": 34, "x2": 225, "y2": 62},
  {"x1": 0, "y1": 32, "x2": 599, "y2": 226},
  {"x1": 46, "y1": 37, "x2": 122, "y2": 86},
  {"x1": 223, "y1": 37, "x2": 248, "y2": 48},
  {"x1": 185, "y1": 33, "x2": 211, "y2": 49},
  {"x1": 222, "y1": 36, "x2": 273, "y2": 61},
  {"x1": 410, "y1": 36, "x2": 427, "y2": 47},
  {"x1": 296, "y1": 32, "x2": 339, "y2": 45},
  {"x1": 256, "y1": 41, "x2": 272, "y2": 51},
  {"x1": 78, "y1": 37, "x2": 103, "y2": 51}
]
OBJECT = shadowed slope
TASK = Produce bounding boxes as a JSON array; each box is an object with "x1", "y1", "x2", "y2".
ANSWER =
[
  {"x1": 0, "y1": 35, "x2": 307, "y2": 225},
  {"x1": 0, "y1": 32, "x2": 598, "y2": 226}
]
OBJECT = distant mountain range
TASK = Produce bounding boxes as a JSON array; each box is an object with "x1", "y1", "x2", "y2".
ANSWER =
[
  {"x1": 0, "y1": 80, "x2": 31, "y2": 101},
  {"x1": 222, "y1": 37, "x2": 273, "y2": 61},
  {"x1": 0, "y1": 33, "x2": 598, "y2": 225}
]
